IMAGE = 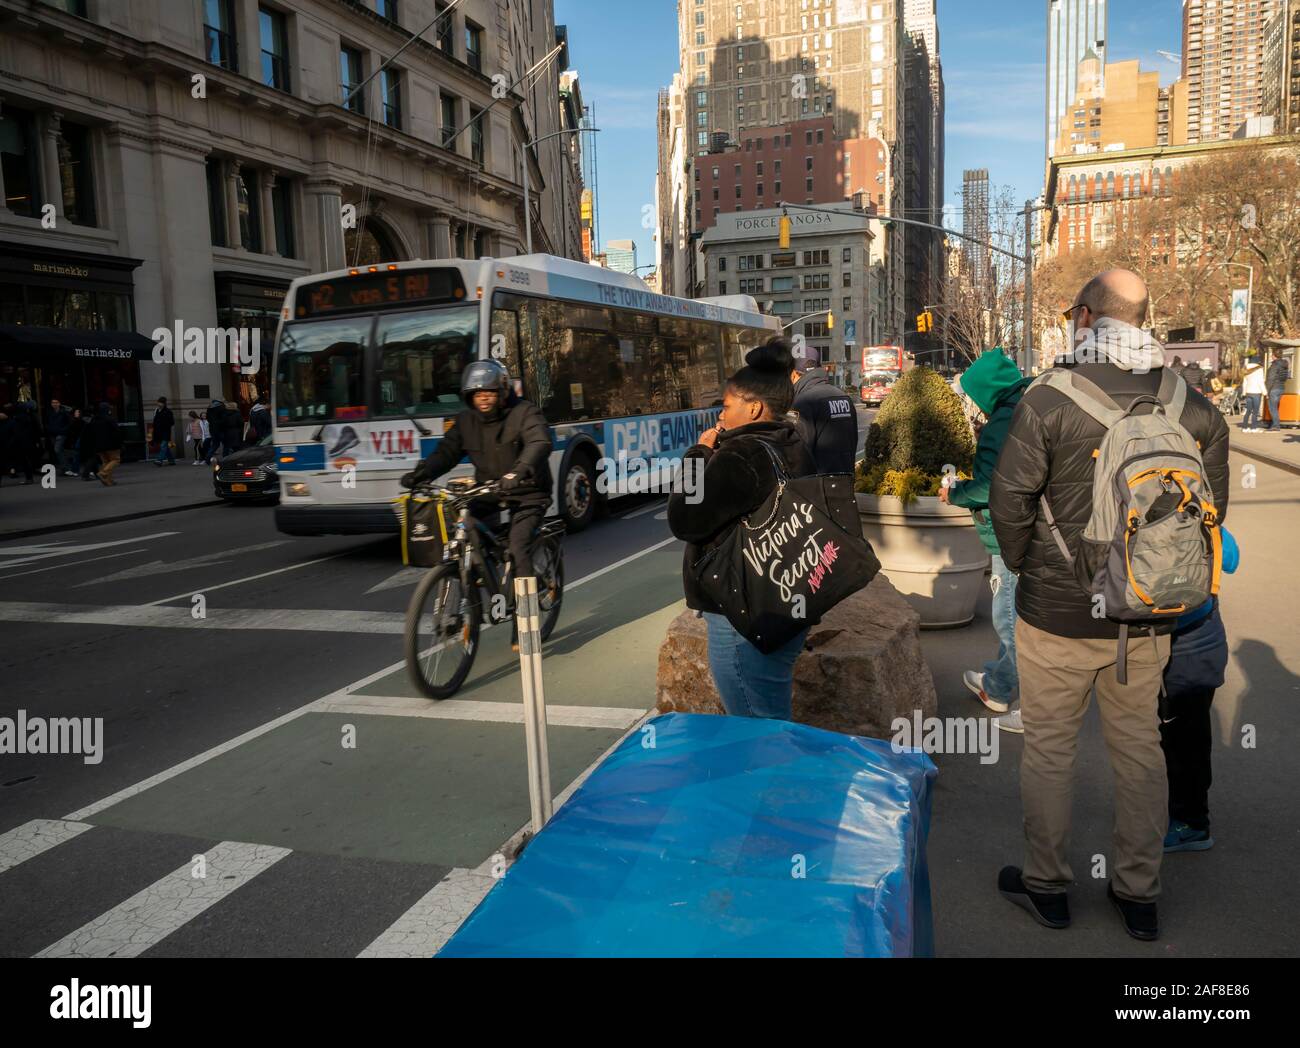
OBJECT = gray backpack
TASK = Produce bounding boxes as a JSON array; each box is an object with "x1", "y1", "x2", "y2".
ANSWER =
[{"x1": 1037, "y1": 369, "x2": 1223, "y2": 682}]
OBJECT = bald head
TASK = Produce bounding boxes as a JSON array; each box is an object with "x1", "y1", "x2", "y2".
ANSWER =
[{"x1": 1077, "y1": 269, "x2": 1150, "y2": 328}]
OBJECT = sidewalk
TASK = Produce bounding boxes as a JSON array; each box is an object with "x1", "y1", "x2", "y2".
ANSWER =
[
  {"x1": 1227, "y1": 424, "x2": 1300, "y2": 476},
  {"x1": 0, "y1": 457, "x2": 223, "y2": 540}
]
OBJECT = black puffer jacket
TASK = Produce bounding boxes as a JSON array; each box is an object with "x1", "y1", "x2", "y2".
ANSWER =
[
  {"x1": 989, "y1": 363, "x2": 1230, "y2": 639},
  {"x1": 412, "y1": 393, "x2": 553, "y2": 503},
  {"x1": 668, "y1": 419, "x2": 817, "y2": 613}
]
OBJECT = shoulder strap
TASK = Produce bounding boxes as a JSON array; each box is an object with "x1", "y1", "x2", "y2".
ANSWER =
[
  {"x1": 1156, "y1": 368, "x2": 1188, "y2": 426},
  {"x1": 1035, "y1": 370, "x2": 1125, "y2": 429},
  {"x1": 754, "y1": 436, "x2": 790, "y2": 482}
]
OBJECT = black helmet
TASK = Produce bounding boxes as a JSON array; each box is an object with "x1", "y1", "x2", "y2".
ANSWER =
[{"x1": 461, "y1": 359, "x2": 510, "y2": 405}]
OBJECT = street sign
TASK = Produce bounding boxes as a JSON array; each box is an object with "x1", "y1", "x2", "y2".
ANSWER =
[{"x1": 843, "y1": 319, "x2": 857, "y2": 345}]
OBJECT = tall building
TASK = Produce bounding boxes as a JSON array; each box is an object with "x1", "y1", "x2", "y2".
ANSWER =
[
  {"x1": 902, "y1": 0, "x2": 944, "y2": 348},
  {"x1": 961, "y1": 169, "x2": 990, "y2": 298},
  {"x1": 1046, "y1": 0, "x2": 1109, "y2": 162},
  {"x1": 1053, "y1": 55, "x2": 1192, "y2": 156},
  {"x1": 0, "y1": 0, "x2": 582, "y2": 448},
  {"x1": 605, "y1": 239, "x2": 637, "y2": 274},
  {"x1": 1263, "y1": 0, "x2": 1300, "y2": 136},
  {"x1": 1182, "y1": 0, "x2": 1284, "y2": 143},
  {"x1": 665, "y1": 0, "x2": 908, "y2": 342}
]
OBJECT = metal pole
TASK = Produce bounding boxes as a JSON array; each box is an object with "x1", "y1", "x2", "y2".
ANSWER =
[
  {"x1": 514, "y1": 575, "x2": 552, "y2": 833},
  {"x1": 523, "y1": 158, "x2": 532, "y2": 255}
]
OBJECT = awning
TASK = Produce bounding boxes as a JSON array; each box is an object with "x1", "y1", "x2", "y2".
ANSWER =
[{"x1": 0, "y1": 323, "x2": 157, "y2": 362}]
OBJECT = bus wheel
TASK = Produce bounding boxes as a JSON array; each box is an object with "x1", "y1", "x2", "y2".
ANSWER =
[{"x1": 560, "y1": 455, "x2": 596, "y2": 532}]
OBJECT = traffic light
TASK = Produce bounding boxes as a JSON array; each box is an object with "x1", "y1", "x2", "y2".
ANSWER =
[
  {"x1": 827, "y1": 310, "x2": 835, "y2": 331},
  {"x1": 778, "y1": 212, "x2": 791, "y2": 249},
  {"x1": 916, "y1": 311, "x2": 933, "y2": 334}
]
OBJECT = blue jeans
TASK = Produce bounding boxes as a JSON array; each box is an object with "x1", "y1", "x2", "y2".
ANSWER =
[
  {"x1": 1242, "y1": 394, "x2": 1262, "y2": 429},
  {"x1": 982, "y1": 555, "x2": 1019, "y2": 703},
  {"x1": 155, "y1": 440, "x2": 175, "y2": 464},
  {"x1": 703, "y1": 612, "x2": 808, "y2": 720},
  {"x1": 1267, "y1": 388, "x2": 1284, "y2": 430}
]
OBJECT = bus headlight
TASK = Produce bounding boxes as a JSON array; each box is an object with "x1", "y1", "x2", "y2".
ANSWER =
[{"x1": 286, "y1": 482, "x2": 310, "y2": 497}]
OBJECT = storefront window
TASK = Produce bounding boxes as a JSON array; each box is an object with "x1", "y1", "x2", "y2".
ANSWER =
[{"x1": 0, "y1": 106, "x2": 41, "y2": 218}]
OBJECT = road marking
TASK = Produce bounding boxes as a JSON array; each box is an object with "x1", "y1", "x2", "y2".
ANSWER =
[
  {"x1": 75, "y1": 541, "x2": 288, "y2": 587},
  {"x1": 312, "y1": 694, "x2": 644, "y2": 730},
  {"x1": 0, "y1": 533, "x2": 180, "y2": 571},
  {"x1": 365, "y1": 566, "x2": 427, "y2": 595},
  {"x1": 621, "y1": 498, "x2": 668, "y2": 519},
  {"x1": 0, "y1": 602, "x2": 408, "y2": 634},
  {"x1": 0, "y1": 819, "x2": 94, "y2": 875},
  {"x1": 62, "y1": 535, "x2": 677, "y2": 822},
  {"x1": 566, "y1": 535, "x2": 678, "y2": 591},
  {"x1": 34, "y1": 840, "x2": 291, "y2": 958},
  {"x1": 0, "y1": 549, "x2": 148, "y2": 582},
  {"x1": 143, "y1": 550, "x2": 354, "y2": 607},
  {"x1": 358, "y1": 867, "x2": 498, "y2": 958}
]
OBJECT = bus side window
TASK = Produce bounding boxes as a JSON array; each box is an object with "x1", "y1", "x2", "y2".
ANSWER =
[{"x1": 490, "y1": 307, "x2": 521, "y2": 376}]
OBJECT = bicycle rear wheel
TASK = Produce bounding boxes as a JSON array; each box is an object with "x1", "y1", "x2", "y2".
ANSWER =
[
  {"x1": 533, "y1": 537, "x2": 564, "y2": 642},
  {"x1": 405, "y1": 563, "x2": 481, "y2": 700}
]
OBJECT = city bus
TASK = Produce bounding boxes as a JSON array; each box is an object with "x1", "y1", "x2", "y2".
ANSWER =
[
  {"x1": 271, "y1": 254, "x2": 780, "y2": 535},
  {"x1": 859, "y1": 345, "x2": 906, "y2": 407}
]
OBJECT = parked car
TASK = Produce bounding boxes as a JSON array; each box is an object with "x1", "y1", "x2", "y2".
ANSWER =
[{"x1": 213, "y1": 435, "x2": 279, "y2": 502}]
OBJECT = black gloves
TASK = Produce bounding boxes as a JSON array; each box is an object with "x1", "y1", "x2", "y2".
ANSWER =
[
  {"x1": 499, "y1": 472, "x2": 520, "y2": 493},
  {"x1": 400, "y1": 471, "x2": 422, "y2": 489}
]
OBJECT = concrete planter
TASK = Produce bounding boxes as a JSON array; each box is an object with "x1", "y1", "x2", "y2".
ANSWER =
[{"x1": 856, "y1": 493, "x2": 990, "y2": 629}]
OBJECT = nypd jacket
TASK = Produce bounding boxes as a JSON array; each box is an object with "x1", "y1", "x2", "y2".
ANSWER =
[{"x1": 791, "y1": 370, "x2": 858, "y2": 475}]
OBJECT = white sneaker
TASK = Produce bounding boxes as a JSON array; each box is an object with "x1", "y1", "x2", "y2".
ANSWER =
[
  {"x1": 995, "y1": 709, "x2": 1024, "y2": 734},
  {"x1": 963, "y1": 670, "x2": 1009, "y2": 713}
]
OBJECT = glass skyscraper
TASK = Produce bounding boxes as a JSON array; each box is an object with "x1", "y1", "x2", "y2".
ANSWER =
[{"x1": 1046, "y1": 0, "x2": 1108, "y2": 159}]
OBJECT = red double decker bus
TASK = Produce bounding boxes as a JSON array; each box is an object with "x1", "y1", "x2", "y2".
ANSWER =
[{"x1": 860, "y1": 346, "x2": 905, "y2": 407}]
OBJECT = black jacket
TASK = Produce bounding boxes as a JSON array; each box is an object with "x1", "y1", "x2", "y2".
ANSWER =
[
  {"x1": 668, "y1": 419, "x2": 817, "y2": 613},
  {"x1": 249, "y1": 404, "x2": 273, "y2": 440},
  {"x1": 1266, "y1": 358, "x2": 1290, "y2": 392},
  {"x1": 82, "y1": 412, "x2": 123, "y2": 455},
  {"x1": 413, "y1": 394, "x2": 553, "y2": 502},
  {"x1": 989, "y1": 363, "x2": 1230, "y2": 639},
  {"x1": 791, "y1": 370, "x2": 858, "y2": 475},
  {"x1": 152, "y1": 406, "x2": 174, "y2": 443},
  {"x1": 46, "y1": 407, "x2": 70, "y2": 438}
]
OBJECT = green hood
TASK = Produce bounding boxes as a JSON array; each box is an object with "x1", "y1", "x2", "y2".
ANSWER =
[{"x1": 958, "y1": 350, "x2": 1026, "y2": 416}]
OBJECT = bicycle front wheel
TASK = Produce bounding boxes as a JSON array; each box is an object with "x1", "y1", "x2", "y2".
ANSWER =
[{"x1": 405, "y1": 563, "x2": 481, "y2": 700}]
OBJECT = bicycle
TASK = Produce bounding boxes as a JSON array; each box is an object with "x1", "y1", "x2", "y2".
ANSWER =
[{"x1": 403, "y1": 477, "x2": 565, "y2": 700}]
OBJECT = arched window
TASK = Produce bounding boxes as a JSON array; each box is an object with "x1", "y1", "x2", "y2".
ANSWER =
[
  {"x1": 1123, "y1": 173, "x2": 1132, "y2": 198},
  {"x1": 1151, "y1": 168, "x2": 1161, "y2": 197},
  {"x1": 344, "y1": 217, "x2": 402, "y2": 266},
  {"x1": 1105, "y1": 171, "x2": 1115, "y2": 199},
  {"x1": 1068, "y1": 174, "x2": 1078, "y2": 202},
  {"x1": 1164, "y1": 166, "x2": 1173, "y2": 196}
]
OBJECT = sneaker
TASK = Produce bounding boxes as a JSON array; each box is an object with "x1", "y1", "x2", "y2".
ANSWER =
[
  {"x1": 63, "y1": 471, "x2": 75, "y2": 477},
  {"x1": 963, "y1": 670, "x2": 1009, "y2": 713},
  {"x1": 998, "y1": 866, "x2": 1070, "y2": 929},
  {"x1": 1164, "y1": 820, "x2": 1214, "y2": 852},
  {"x1": 1108, "y1": 882, "x2": 1158, "y2": 941},
  {"x1": 995, "y1": 708, "x2": 1024, "y2": 734}
]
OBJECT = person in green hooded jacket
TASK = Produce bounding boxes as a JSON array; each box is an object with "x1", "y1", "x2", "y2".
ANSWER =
[{"x1": 941, "y1": 349, "x2": 1033, "y2": 733}]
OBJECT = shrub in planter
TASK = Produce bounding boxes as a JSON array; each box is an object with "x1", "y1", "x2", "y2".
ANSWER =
[{"x1": 856, "y1": 367, "x2": 974, "y2": 500}]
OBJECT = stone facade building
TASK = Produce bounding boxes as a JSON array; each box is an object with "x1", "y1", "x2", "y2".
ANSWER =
[{"x1": 0, "y1": 0, "x2": 582, "y2": 455}]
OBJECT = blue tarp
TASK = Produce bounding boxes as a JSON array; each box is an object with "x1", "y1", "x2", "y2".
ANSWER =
[{"x1": 439, "y1": 713, "x2": 938, "y2": 958}]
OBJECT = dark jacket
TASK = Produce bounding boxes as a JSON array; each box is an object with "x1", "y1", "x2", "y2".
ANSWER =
[
  {"x1": 249, "y1": 403, "x2": 273, "y2": 440},
  {"x1": 82, "y1": 406, "x2": 122, "y2": 456},
  {"x1": 46, "y1": 407, "x2": 70, "y2": 438},
  {"x1": 989, "y1": 363, "x2": 1230, "y2": 639},
  {"x1": 667, "y1": 419, "x2": 817, "y2": 613},
  {"x1": 152, "y1": 406, "x2": 174, "y2": 443},
  {"x1": 220, "y1": 406, "x2": 244, "y2": 450},
  {"x1": 1266, "y1": 358, "x2": 1290, "y2": 392},
  {"x1": 14, "y1": 407, "x2": 42, "y2": 456},
  {"x1": 791, "y1": 370, "x2": 858, "y2": 475},
  {"x1": 947, "y1": 352, "x2": 1032, "y2": 556},
  {"x1": 413, "y1": 393, "x2": 553, "y2": 502},
  {"x1": 67, "y1": 414, "x2": 85, "y2": 449}
]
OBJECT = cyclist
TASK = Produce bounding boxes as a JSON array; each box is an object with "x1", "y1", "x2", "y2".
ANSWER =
[{"x1": 401, "y1": 360, "x2": 553, "y2": 582}]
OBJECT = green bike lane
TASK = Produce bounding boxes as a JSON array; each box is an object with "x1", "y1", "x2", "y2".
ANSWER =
[{"x1": 75, "y1": 540, "x2": 687, "y2": 872}]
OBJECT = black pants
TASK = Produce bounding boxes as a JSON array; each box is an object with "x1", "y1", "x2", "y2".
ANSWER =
[
  {"x1": 471, "y1": 499, "x2": 546, "y2": 580},
  {"x1": 1159, "y1": 685, "x2": 1216, "y2": 831}
]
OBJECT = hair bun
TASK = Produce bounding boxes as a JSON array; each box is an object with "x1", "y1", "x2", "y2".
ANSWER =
[{"x1": 745, "y1": 339, "x2": 795, "y2": 374}]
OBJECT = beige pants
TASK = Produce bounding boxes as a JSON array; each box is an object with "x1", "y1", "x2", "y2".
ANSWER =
[
  {"x1": 1016, "y1": 618, "x2": 1171, "y2": 903},
  {"x1": 99, "y1": 450, "x2": 121, "y2": 484}
]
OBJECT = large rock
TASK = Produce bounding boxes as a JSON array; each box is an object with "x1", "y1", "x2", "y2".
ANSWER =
[{"x1": 656, "y1": 575, "x2": 938, "y2": 740}]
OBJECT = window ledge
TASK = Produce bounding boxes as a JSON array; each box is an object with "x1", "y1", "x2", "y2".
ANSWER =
[
  {"x1": 210, "y1": 247, "x2": 312, "y2": 278},
  {"x1": 0, "y1": 213, "x2": 119, "y2": 247}
]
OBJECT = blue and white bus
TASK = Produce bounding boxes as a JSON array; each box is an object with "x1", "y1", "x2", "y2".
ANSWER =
[{"x1": 271, "y1": 254, "x2": 780, "y2": 534}]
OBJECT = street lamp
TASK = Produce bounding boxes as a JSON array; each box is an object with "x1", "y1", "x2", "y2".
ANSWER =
[
  {"x1": 522, "y1": 127, "x2": 600, "y2": 256},
  {"x1": 781, "y1": 309, "x2": 830, "y2": 331}
]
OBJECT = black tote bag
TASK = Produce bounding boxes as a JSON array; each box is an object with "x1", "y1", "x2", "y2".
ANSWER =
[{"x1": 690, "y1": 442, "x2": 881, "y2": 654}]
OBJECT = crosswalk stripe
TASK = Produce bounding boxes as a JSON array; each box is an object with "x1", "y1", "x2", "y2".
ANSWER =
[
  {"x1": 0, "y1": 819, "x2": 93, "y2": 875},
  {"x1": 35, "y1": 840, "x2": 291, "y2": 958},
  {"x1": 0, "y1": 533, "x2": 180, "y2": 570},
  {"x1": 0, "y1": 602, "x2": 406, "y2": 634},
  {"x1": 357, "y1": 868, "x2": 497, "y2": 958},
  {"x1": 312, "y1": 694, "x2": 645, "y2": 730}
]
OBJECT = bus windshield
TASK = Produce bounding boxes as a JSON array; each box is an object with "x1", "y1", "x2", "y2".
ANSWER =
[{"x1": 274, "y1": 305, "x2": 478, "y2": 424}]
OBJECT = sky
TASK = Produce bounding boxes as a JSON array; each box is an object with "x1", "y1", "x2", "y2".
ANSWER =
[{"x1": 553, "y1": 0, "x2": 1188, "y2": 267}]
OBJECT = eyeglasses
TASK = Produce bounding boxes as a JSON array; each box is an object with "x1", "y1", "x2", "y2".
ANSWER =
[{"x1": 1062, "y1": 302, "x2": 1091, "y2": 322}]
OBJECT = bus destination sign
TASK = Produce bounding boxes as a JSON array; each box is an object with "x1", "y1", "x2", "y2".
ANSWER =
[{"x1": 295, "y1": 269, "x2": 464, "y2": 318}]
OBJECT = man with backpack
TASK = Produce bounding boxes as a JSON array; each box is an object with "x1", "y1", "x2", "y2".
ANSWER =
[{"x1": 989, "y1": 269, "x2": 1229, "y2": 943}]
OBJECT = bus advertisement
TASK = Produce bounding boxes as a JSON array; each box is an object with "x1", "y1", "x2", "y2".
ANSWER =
[
  {"x1": 270, "y1": 255, "x2": 779, "y2": 535},
  {"x1": 860, "y1": 346, "x2": 905, "y2": 407}
]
